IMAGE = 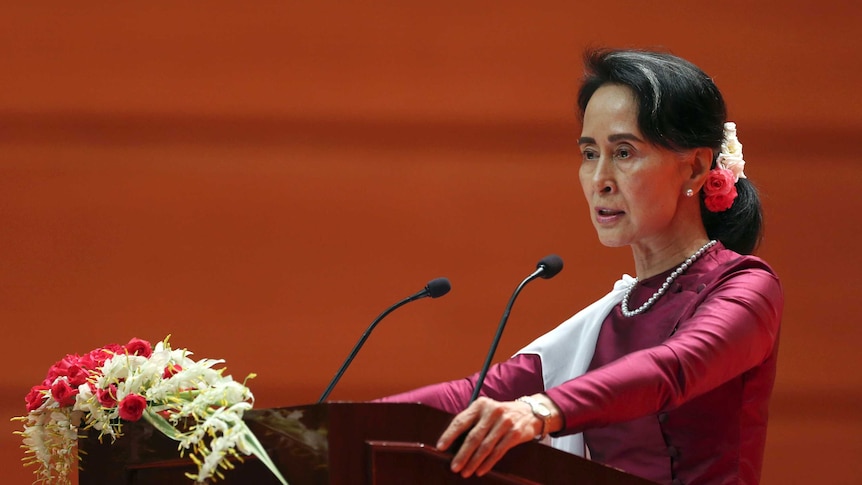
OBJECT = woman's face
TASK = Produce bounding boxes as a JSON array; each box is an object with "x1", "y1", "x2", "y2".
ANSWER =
[{"x1": 578, "y1": 84, "x2": 691, "y2": 250}]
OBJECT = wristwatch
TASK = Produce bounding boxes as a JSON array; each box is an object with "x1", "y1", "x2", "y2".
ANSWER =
[{"x1": 517, "y1": 395, "x2": 551, "y2": 441}]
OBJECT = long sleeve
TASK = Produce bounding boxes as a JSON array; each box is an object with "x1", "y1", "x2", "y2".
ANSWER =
[{"x1": 376, "y1": 353, "x2": 546, "y2": 415}]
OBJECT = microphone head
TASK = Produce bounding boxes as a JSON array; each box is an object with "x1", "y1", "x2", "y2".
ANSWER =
[
  {"x1": 536, "y1": 254, "x2": 564, "y2": 279},
  {"x1": 425, "y1": 277, "x2": 452, "y2": 298}
]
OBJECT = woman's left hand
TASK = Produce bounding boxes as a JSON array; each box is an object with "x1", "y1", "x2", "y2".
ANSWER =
[{"x1": 435, "y1": 396, "x2": 543, "y2": 478}]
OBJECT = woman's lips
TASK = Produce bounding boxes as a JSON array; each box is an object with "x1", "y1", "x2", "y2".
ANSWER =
[{"x1": 595, "y1": 207, "x2": 624, "y2": 223}]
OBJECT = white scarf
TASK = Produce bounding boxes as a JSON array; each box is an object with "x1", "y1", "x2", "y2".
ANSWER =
[{"x1": 514, "y1": 275, "x2": 635, "y2": 457}]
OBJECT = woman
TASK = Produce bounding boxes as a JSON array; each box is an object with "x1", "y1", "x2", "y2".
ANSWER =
[{"x1": 378, "y1": 49, "x2": 782, "y2": 485}]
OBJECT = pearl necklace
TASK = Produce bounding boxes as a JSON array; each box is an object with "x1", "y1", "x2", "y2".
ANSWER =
[{"x1": 621, "y1": 240, "x2": 718, "y2": 318}]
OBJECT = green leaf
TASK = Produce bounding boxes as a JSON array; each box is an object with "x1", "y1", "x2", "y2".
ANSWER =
[
  {"x1": 237, "y1": 423, "x2": 288, "y2": 485},
  {"x1": 141, "y1": 409, "x2": 185, "y2": 441}
]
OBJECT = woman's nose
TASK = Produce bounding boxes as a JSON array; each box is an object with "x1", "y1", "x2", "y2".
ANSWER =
[{"x1": 592, "y1": 158, "x2": 616, "y2": 193}]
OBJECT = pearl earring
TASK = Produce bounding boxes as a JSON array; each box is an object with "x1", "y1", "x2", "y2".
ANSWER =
[{"x1": 685, "y1": 188, "x2": 694, "y2": 198}]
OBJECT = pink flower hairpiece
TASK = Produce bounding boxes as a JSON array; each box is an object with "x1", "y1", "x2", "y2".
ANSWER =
[{"x1": 703, "y1": 122, "x2": 747, "y2": 212}]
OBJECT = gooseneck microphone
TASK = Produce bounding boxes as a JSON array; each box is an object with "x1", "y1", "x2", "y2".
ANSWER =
[
  {"x1": 469, "y1": 255, "x2": 563, "y2": 403},
  {"x1": 318, "y1": 277, "x2": 451, "y2": 403}
]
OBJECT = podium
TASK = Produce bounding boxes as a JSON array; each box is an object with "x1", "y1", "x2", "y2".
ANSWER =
[{"x1": 79, "y1": 402, "x2": 657, "y2": 484}]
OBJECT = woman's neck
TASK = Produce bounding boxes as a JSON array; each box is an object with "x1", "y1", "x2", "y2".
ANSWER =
[{"x1": 631, "y1": 233, "x2": 712, "y2": 280}]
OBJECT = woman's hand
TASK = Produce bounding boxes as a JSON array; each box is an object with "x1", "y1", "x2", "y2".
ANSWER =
[{"x1": 435, "y1": 396, "x2": 557, "y2": 478}]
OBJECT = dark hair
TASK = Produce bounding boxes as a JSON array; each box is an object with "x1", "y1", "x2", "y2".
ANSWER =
[{"x1": 577, "y1": 49, "x2": 762, "y2": 254}]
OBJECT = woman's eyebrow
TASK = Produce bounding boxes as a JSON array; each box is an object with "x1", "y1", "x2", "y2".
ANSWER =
[
  {"x1": 578, "y1": 133, "x2": 644, "y2": 145},
  {"x1": 607, "y1": 133, "x2": 644, "y2": 143}
]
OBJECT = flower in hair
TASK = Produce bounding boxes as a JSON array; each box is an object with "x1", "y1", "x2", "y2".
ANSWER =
[
  {"x1": 703, "y1": 122, "x2": 746, "y2": 212},
  {"x1": 703, "y1": 168, "x2": 738, "y2": 212},
  {"x1": 716, "y1": 122, "x2": 746, "y2": 182}
]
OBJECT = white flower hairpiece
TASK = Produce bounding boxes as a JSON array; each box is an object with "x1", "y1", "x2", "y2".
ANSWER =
[{"x1": 715, "y1": 122, "x2": 747, "y2": 182}]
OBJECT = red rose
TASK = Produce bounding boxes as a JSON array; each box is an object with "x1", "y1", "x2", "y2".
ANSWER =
[
  {"x1": 703, "y1": 168, "x2": 738, "y2": 212},
  {"x1": 97, "y1": 384, "x2": 119, "y2": 408},
  {"x1": 51, "y1": 379, "x2": 79, "y2": 407},
  {"x1": 25, "y1": 386, "x2": 49, "y2": 412},
  {"x1": 162, "y1": 364, "x2": 182, "y2": 379},
  {"x1": 118, "y1": 393, "x2": 147, "y2": 421},
  {"x1": 55, "y1": 353, "x2": 78, "y2": 370},
  {"x1": 704, "y1": 168, "x2": 735, "y2": 195},
  {"x1": 125, "y1": 338, "x2": 152, "y2": 358},
  {"x1": 78, "y1": 350, "x2": 101, "y2": 370},
  {"x1": 106, "y1": 343, "x2": 124, "y2": 353},
  {"x1": 44, "y1": 353, "x2": 79, "y2": 385},
  {"x1": 77, "y1": 353, "x2": 95, "y2": 370},
  {"x1": 705, "y1": 190, "x2": 737, "y2": 212},
  {"x1": 67, "y1": 364, "x2": 89, "y2": 387},
  {"x1": 83, "y1": 344, "x2": 123, "y2": 369}
]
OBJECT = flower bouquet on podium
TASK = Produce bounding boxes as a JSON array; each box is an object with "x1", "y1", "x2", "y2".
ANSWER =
[{"x1": 13, "y1": 336, "x2": 288, "y2": 485}]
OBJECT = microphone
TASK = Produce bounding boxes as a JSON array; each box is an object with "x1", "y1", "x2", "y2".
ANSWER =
[
  {"x1": 469, "y1": 255, "x2": 563, "y2": 403},
  {"x1": 318, "y1": 277, "x2": 451, "y2": 403}
]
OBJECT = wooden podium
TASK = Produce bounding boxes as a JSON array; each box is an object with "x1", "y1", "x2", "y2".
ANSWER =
[{"x1": 79, "y1": 402, "x2": 657, "y2": 484}]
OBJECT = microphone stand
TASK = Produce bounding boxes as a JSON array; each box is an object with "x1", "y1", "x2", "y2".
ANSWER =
[
  {"x1": 469, "y1": 267, "x2": 545, "y2": 403},
  {"x1": 318, "y1": 278, "x2": 450, "y2": 403}
]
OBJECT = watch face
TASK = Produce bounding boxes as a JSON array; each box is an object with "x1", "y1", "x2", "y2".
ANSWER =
[
  {"x1": 535, "y1": 405, "x2": 551, "y2": 418},
  {"x1": 519, "y1": 396, "x2": 551, "y2": 441},
  {"x1": 521, "y1": 396, "x2": 551, "y2": 418}
]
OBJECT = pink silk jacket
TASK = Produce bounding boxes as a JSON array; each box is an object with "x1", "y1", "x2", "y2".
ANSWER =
[{"x1": 380, "y1": 244, "x2": 783, "y2": 485}]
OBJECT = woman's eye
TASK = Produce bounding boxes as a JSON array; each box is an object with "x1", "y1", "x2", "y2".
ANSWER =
[{"x1": 615, "y1": 147, "x2": 631, "y2": 159}]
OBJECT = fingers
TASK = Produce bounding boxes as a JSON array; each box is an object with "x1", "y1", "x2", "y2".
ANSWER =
[
  {"x1": 436, "y1": 401, "x2": 482, "y2": 451},
  {"x1": 438, "y1": 397, "x2": 537, "y2": 478},
  {"x1": 458, "y1": 418, "x2": 515, "y2": 477},
  {"x1": 473, "y1": 426, "x2": 519, "y2": 477},
  {"x1": 450, "y1": 400, "x2": 504, "y2": 475}
]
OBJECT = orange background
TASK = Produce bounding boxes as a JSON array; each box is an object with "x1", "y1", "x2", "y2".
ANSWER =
[{"x1": 2, "y1": 2, "x2": 860, "y2": 484}]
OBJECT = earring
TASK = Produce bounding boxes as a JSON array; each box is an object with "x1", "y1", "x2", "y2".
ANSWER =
[{"x1": 685, "y1": 188, "x2": 694, "y2": 198}]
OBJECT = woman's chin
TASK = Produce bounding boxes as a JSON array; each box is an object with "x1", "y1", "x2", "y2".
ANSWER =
[{"x1": 595, "y1": 235, "x2": 630, "y2": 249}]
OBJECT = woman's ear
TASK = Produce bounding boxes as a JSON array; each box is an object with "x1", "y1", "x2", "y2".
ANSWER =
[{"x1": 687, "y1": 147, "x2": 713, "y2": 190}]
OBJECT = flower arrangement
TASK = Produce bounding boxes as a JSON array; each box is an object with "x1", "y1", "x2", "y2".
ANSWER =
[
  {"x1": 13, "y1": 336, "x2": 287, "y2": 485},
  {"x1": 704, "y1": 122, "x2": 748, "y2": 212}
]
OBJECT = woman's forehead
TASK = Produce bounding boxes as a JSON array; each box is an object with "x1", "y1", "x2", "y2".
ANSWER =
[{"x1": 582, "y1": 85, "x2": 641, "y2": 135}]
